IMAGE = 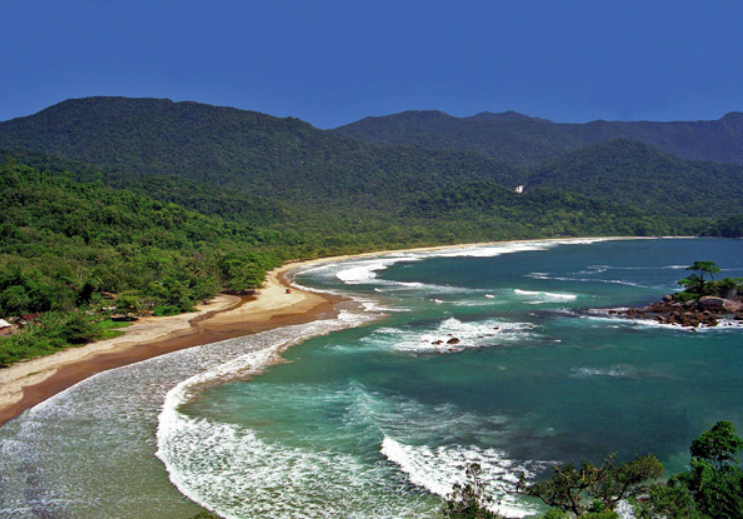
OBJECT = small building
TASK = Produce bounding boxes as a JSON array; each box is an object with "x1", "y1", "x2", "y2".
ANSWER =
[{"x1": 0, "y1": 319, "x2": 11, "y2": 330}]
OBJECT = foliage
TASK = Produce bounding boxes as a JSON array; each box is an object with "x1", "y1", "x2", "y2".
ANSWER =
[
  {"x1": 687, "y1": 261, "x2": 721, "y2": 283},
  {"x1": 333, "y1": 108, "x2": 743, "y2": 167},
  {"x1": 0, "y1": 97, "x2": 522, "y2": 213},
  {"x1": 406, "y1": 181, "x2": 698, "y2": 238},
  {"x1": 1, "y1": 97, "x2": 741, "y2": 367},
  {"x1": 515, "y1": 454, "x2": 663, "y2": 517},
  {"x1": 0, "y1": 312, "x2": 126, "y2": 367},
  {"x1": 704, "y1": 214, "x2": 743, "y2": 238},
  {"x1": 637, "y1": 421, "x2": 743, "y2": 519},
  {"x1": 3, "y1": 98, "x2": 740, "y2": 227},
  {"x1": 634, "y1": 481, "x2": 704, "y2": 519},
  {"x1": 0, "y1": 162, "x2": 286, "y2": 364},
  {"x1": 689, "y1": 420, "x2": 743, "y2": 470},
  {"x1": 677, "y1": 261, "x2": 721, "y2": 296},
  {"x1": 675, "y1": 261, "x2": 742, "y2": 301},
  {"x1": 448, "y1": 423, "x2": 743, "y2": 518},
  {"x1": 525, "y1": 140, "x2": 743, "y2": 217},
  {"x1": 442, "y1": 464, "x2": 502, "y2": 519}
]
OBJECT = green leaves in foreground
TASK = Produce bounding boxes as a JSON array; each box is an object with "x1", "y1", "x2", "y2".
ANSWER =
[
  {"x1": 442, "y1": 421, "x2": 743, "y2": 519},
  {"x1": 514, "y1": 453, "x2": 662, "y2": 518},
  {"x1": 442, "y1": 464, "x2": 501, "y2": 519}
]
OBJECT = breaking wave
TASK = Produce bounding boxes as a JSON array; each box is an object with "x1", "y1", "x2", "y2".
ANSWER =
[
  {"x1": 157, "y1": 356, "x2": 547, "y2": 518},
  {"x1": 381, "y1": 437, "x2": 549, "y2": 518},
  {"x1": 514, "y1": 289, "x2": 578, "y2": 304},
  {"x1": 367, "y1": 317, "x2": 540, "y2": 354}
]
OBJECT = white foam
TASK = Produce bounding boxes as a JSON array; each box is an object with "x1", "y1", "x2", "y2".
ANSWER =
[
  {"x1": 298, "y1": 238, "x2": 621, "y2": 290},
  {"x1": 156, "y1": 310, "x2": 402, "y2": 519},
  {"x1": 570, "y1": 366, "x2": 635, "y2": 378},
  {"x1": 381, "y1": 437, "x2": 549, "y2": 518},
  {"x1": 334, "y1": 255, "x2": 423, "y2": 284},
  {"x1": 159, "y1": 411, "x2": 434, "y2": 519},
  {"x1": 369, "y1": 317, "x2": 539, "y2": 354},
  {"x1": 422, "y1": 238, "x2": 612, "y2": 260},
  {"x1": 514, "y1": 289, "x2": 578, "y2": 301},
  {"x1": 525, "y1": 272, "x2": 646, "y2": 288},
  {"x1": 582, "y1": 313, "x2": 743, "y2": 332}
]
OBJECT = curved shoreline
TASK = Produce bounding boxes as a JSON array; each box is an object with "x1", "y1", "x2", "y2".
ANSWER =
[
  {"x1": 0, "y1": 265, "x2": 341, "y2": 428},
  {"x1": 0, "y1": 235, "x2": 656, "y2": 428}
]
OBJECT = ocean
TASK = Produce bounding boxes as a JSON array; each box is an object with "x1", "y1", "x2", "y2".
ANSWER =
[{"x1": 1, "y1": 238, "x2": 742, "y2": 518}]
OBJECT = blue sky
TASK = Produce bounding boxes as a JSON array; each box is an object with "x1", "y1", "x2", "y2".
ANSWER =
[{"x1": 1, "y1": 0, "x2": 741, "y2": 128}]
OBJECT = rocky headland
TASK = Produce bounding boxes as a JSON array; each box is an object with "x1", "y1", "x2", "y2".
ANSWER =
[{"x1": 611, "y1": 294, "x2": 743, "y2": 328}]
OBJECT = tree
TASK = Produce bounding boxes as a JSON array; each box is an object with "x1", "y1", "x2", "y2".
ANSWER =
[
  {"x1": 676, "y1": 420, "x2": 743, "y2": 518},
  {"x1": 515, "y1": 454, "x2": 663, "y2": 517},
  {"x1": 635, "y1": 480, "x2": 703, "y2": 519},
  {"x1": 687, "y1": 261, "x2": 721, "y2": 282},
  {"x1": 442, "y1": 464, "x2": 502, "y2": 519},
  {"x1": 0, "y1": 285, "x2": 31, "y2": 317},
  {"x1": 690, "y1": 420, "x2": 743, "y2": 470},
  {"x1": 640, "y1": 421, "x2": 743, "y2": 519},
  {"x1": 678, "y1": 261, "x2": 722, "y2": 296}
]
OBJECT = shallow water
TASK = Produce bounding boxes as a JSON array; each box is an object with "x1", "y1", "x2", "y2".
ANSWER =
[{"x1": 1, "y1": 238, "x2": 742, "y2": 518}]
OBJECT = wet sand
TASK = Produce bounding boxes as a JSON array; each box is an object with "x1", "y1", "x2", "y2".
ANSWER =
[
  {"x1": 0, "y1": 267, "x2": 340, "y2": 427},
  {"x1": 0, "y1": 236, "x2": 645, "y2": 428}
]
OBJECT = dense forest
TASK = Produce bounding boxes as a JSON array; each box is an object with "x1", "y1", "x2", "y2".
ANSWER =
[
  {"x1": 0, "y1": 163, "x2": 296, "y2": 365},
  {"x1": 1, "y1": 97, "x2": 742, "y2": 367},
  {"x1": 525, "y1": 139, "x2": 743, "y2": 216},
  {"x1": 333, "y1": 109, "x2": 743, "y2": 167}
]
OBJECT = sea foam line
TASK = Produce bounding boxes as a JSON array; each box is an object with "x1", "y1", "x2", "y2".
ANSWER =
[
  {"x1": 298, "y1": 238, "x2": 620, "y2": 290},
  {"x1": 156, "y1": 306, "x2": 382, "y2": 519},
  {"x1": 514, "y1": 289, "x2": 578, "y2": 300},
  {"x1": 381, "y1": 437, "x2": 549, "y2": 518}
]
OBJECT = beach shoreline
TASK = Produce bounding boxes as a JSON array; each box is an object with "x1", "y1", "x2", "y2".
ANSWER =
[
  {"x1": 0, "y1": 265, "x2": 341, "y2": 427},
  {"x1": 0, "y1": 235, "x2": 657, "y2": 428}
]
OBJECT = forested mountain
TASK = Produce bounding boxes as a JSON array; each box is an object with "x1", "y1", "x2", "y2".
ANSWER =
[
  {"x1": 0, "y1": 97, "x2": 524, "y2": 211},
  {"x1": 525, "y1": 139, "x2": 743, "y2": 216},
  {"x1": 2, "y1": 97, "x2": 741, "y2": 365},
  {"x1": 333, "y1": 109, "x2": 743, "y2": 167},
  {"x1": 405, "y1": 181, "x2": 697, "y2": 238},
  {"x1": 3, "y1": 97, "x2": 742, "y2": 223}
]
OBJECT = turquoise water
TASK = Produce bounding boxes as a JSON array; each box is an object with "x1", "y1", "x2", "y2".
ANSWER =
[
  {"x1": 163, "y1": 238, "x2": 743, "y2": 518},
  {"x1": 1, "y1": 238, "x2": 742, "y2": 519}
]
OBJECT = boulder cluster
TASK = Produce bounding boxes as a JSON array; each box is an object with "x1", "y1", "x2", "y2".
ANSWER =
[{"x1": 611, "y1": 294, "x2": 743, "y2": 328}]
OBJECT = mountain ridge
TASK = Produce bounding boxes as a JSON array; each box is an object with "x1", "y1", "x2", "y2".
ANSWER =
[
  {"x1": 0, "y1": 96, "x2": 524, "y2": 210},
  {"x1": 2, "y1": 96, "x2": 741, "y2": 227},
  {"x1": 333, "y1": 109, "x2": 743, "y2": 166}
]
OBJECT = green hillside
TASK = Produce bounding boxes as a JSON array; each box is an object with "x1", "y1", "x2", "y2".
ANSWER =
[
  {"x1": 333, "y1": 109, "x2": 743, "y2": 167},
  {"x1": 524, "y1": 139, "x2": 743, "y2": 216},
  {"x1": 406, "y1": 181, "x2": 699, "y2": 238},
  {"x1": 0, "y1": 97, "x2": 524, "y2": 212},
  {"x1": 0, "y1": 163, "x2": 291, "y2": 366},
  {"x1": 2, "y1": 97, "x2": 741, "y2": 366},
  {"x1": 4, "y1": 97, "x2": 741, "y2": 226}
]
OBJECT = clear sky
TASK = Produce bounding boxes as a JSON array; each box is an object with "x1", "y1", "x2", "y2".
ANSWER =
[{"x1": 1, "y1": 0, "x2": 741, "y2": 128}]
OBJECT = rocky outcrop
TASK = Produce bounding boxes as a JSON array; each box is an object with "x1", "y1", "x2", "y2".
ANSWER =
[
  {"x1": 699, "y1": 296, "x2": 742, "y2": 313},
  {"x1": 613, "y1": 294, "x2": 743, "y2": 328}
]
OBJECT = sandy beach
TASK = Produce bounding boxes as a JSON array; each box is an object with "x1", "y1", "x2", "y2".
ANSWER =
[
  {"x1": 0, "y1": 236, "x2": 647, "y2": 428},
  {"x1": 0, "y1": 263, "x2": 341, "y2": 427}
]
